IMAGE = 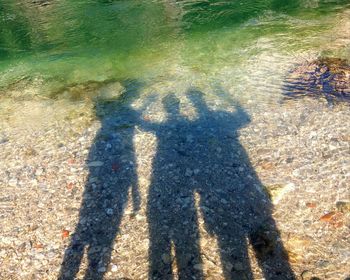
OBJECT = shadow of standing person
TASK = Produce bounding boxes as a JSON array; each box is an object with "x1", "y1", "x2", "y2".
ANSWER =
[
  {"x1": 146, "y1": 88, "x2": 295, "y2": 279},
  {"x1": 146, "y1": 94, "x2": 203, "y2": 280},
  {"x1": 59, "y1": 80, "x2": 143, "y2": 280},
  {"x1": 187, "y1": 88, "x2": 295, "y2": 280}
]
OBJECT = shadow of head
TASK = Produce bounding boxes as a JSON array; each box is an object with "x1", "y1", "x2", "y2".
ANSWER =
[
  {"x1": 186, "y1": 87, "x2": 251, "y2": 129},
  {"x1": 162, "y1": 93, "x2": 181, "y2": 119},
  {"x1": 93, "y1": 79, "x2": 144, "y2": 119}
]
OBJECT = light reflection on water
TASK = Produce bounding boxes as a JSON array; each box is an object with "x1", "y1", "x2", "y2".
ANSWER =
[{"x1": 0, "y1": 0, "x2": 349, "y2": 103}]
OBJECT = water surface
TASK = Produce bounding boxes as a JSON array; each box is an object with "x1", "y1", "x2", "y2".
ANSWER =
[{"x1": 0, "y1": 0, "x2": 349, "y2": 98}]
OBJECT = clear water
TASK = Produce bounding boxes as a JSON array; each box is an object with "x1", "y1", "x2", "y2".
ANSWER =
[{"x1": 0, "y1": 0, "x2": 349, "y2": 99}]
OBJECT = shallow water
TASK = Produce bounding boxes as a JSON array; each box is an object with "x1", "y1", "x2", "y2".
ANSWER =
[
  {"x1": 1, "y1": 2, "x2": 350, "y2": 279},
  {"x1": 0, "y1": 0, "x2": 349, "y2": 101}
]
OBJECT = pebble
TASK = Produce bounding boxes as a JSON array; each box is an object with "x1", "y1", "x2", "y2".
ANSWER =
[
  {"x1": 0, "y1": 136, "x2": 9, "y2": 144},
  {"x1": 106, "y1": 208, "x2": 114, "y2": 215},
  {"x1": 225, "y1": 263, "x2": 234, "y2": 271},
  {"x1": 193, "y1": 168, "x2": 200, "y2": 175},
  {"x1": 97, "y1": 82, "x2": 124, "y2": 101},
  {"x1": 233, "y1": 262, "x2": 244, "y2": 271},
  {"x1": 220, "y1": 198, "x2": 228, "y2": 204},
  {"x1": 35, "y1": 253, "x2": 45, "y2": 260},
  {"x1": 185, "y1": 168, "x2": 193, "y2": 177},
  {"x1": 316, "y1": 259, "x2": 330, "y2": 268},
  {"x1": 301, "y1": 270, "x2": 313, "y2": 280},
  {"x1": 88, "y1": 161, "x2": 104, "y2": 167},
  {"x1": 193, "y1": 263, "x2": 203, "y2": 270},
  {"x1": 263, "y1": 183, "x2": 295, "y2": 204},
  {"x1": 35, "y1": 168, "x2": 44, "y2": 176},
  {"x1": 89, "y1": 177, "x2": 98, "y2": 183},
  {"x1": 31, "y1": 179, "x2": 38, "y2": 186},
  {"x1": 186, "y1": 134, "x2": 193, "y2": 142},
  {"x1": 111, "y1": 264, "x2": 118, "y2": 272},
  {"x1": 8, "y1": 179, "x2": 18, "y2": 187},
  {"x1": 136, "y1": 214, "x2": 145, "y2": 221},
  {"x1": 161, "y1": 253, "x2": 172, "y2": 264}
]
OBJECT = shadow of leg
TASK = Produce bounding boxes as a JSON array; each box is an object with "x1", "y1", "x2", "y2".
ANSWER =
[
  {"x1": 250, "y1": 220, "x2": 295, "y2": 280},
  {"x1": 148, "y1": 222, "x2": 173, "y2": 280},
  {"x1": 84, "y1": 239, "x2": 114, "y2": 280},
  {"x1": 173, "y1": 202, "x2": 203, "y2": 280},
  {"x1": 199, "y1": 191, "x2": 253, "y2": 280},
  {"x1": 58, "y1": 233, "x2": 85, "y2": 280}
]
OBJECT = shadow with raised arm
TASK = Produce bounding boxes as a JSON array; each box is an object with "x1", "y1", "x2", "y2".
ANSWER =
[
  {"x1": 187, "y1": 88, "x2": 295, "y2": 280},
  {"x1": 146, "y1": 87, "x2": 295, "y2": 279}
]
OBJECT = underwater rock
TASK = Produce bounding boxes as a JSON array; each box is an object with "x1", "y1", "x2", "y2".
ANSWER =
[
  {"x1": 283, "y1": 57, "x2": 350, "y2": 105},
  {"x1": 262, "y1": 183, "x2": 295, "y2": 205},
  {"x1": 96, "y1": 82, "x2": 124, "y2": 101},
  {"x1": 31, "y1": 0, "x2": 52, "y2": 6},
  {"x1": 52, "y1": 80, "x2": 124, "y2": 101}
]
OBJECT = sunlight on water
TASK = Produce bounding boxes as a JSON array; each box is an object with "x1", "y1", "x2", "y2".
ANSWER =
[{"x1": 0, "y1": 0, "x2": 349, "y2": 100}]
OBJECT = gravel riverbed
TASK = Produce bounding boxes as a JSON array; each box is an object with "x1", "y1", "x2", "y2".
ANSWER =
[{"x1": 0, "y1": 76, "x2": 349, "y2": 280}]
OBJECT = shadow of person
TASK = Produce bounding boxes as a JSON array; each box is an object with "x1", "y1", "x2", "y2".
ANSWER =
[
  {"x1": 187, "y1": 89, "x2": 295, "y2": 280},
  {"x1": 146, "y1": 89, "x2": 295, "y2": 279},
  {"x1": 146, "y1": 94, "x2": 203, "y2": 280},
  {"x1": 59, "y1": 80, "x2": 143, "y2": 280}
]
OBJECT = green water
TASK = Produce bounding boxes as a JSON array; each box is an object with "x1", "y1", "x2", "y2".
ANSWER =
[{"x1": 0, "y1": 0, "x2": 349, "y2": 97}]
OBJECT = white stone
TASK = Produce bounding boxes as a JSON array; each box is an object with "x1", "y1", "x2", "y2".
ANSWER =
[
  {"x1": 88, "y1": 161, "x2": 104, "y2": 167},
  {"x1": 8, "y1": 179, "x2": 18, "y2": 187},
  {"x1": 111, "y1": 264, "x2": 118, "y2": 272}
]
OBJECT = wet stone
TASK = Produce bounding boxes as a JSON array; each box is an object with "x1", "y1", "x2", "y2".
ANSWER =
[{"x1": 283, "y1": 57, "x2": 350, "y2": 104}]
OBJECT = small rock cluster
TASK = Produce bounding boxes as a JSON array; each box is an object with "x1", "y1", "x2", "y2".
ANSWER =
[{"x1": 283, "y1": 57, "x2": 350, "y2": 105}]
